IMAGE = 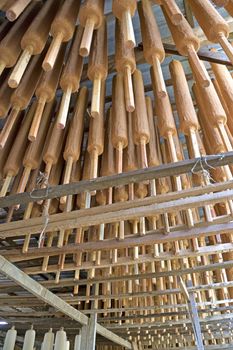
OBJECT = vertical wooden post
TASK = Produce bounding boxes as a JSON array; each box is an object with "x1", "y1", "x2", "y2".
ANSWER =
[
  {"x1": 86, "y1": 314, "x2": 97, "y2": 350},
  {"x1": 80, "y1": 325, "x2": 88, "y2": 350},
  {"x1": 179, "y1": 277, "x2": 204, "y2": 350}
]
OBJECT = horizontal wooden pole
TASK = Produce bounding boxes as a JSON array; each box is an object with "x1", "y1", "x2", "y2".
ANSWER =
[
  {"x1": 0, "y1": 260, "x2": 232, "y2": 294},
  {"x1": 3, "y1": 238, "x2": 233, "y2": 265},
  {"x1": 106, "y1": 312, "x2": 233, "y2": 330},
  {"x1": 1, "y1": 153, "x2": 233, "y2": 208},
  {"x1": 1, "y1": 281, "x2": 232, "y2": 305},
  {"x1": 1, "y1": 183, "x2": 233, "y2": 240}
]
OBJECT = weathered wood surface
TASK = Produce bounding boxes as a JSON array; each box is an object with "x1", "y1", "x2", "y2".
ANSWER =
[
  {"x1": 1, "y1": 185, "x2": 233, "y2": 239},
  {"x1": 0, "y1": 255, "x2": 132, "y2": 349},
  {"x1": 1, "y1": 153, "x2": 233, "y2": 208}
]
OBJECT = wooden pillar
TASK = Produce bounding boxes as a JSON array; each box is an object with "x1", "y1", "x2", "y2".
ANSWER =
[
  {"x1": 74, "y1": 334, "x2": 81, "y2": 350},
  {"x1": 86, "y1": 314, "x2": 97, "y2": 350},
  {"x1": 80, "y1": 325, "x2": 88, "y2": 350},
  {"x1": 80, "y1": 314, "x2": 97, "y2": 350}
]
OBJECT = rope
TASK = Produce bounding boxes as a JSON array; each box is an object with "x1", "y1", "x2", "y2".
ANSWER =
[
  {"x1": 29, "y1": 171, "x2": 50, "y2": 199},
  {"x1": 190, "y1": 155, "x2": 225, "y2": 183},
  {"x1": 38, "y1": 200, "x2": 50, "y2": 248}
]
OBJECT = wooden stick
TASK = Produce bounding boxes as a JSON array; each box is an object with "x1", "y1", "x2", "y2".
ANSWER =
[
  {"x1": 91, "y1": 73, "x2": 102, "y2": 118},
  {"x1": 60, "y1": 156, "x2": 73, "y2": 204},
  {"x1": 116, "y1": 142, "x2": 123, "y2": 174},
  {"x1": 43, "y1": 32, "x2": 64, "y2": 72},
  {"x1": 119, "y1": 220, "x2": 125, "y2": 241},
  {"x1": 187, "y1": 45, "x2": 210, "y2": 87},
  {"x1": 8, "y1": 46, "x2": 33, "y2": 88},
  {"x1": 44, "y1": 162, "x2": 53, "y2": 179},
  {"x1": 162, "y1": 0, "x2": 183, "y2": 25},
  {"x1": 122, "y1": 9, "x2": 136, "y2": 49},
  {"x1": 42, "y1": 232, "x2": 54, "y2": 272},
  {"x1": 0, "y1": 61, "x2": 6, "y2": 77},
  {"x1": 218, "y1": 33, "x2": 233, "y2": 65},
  {"x1": 212, "y1": 0, "x2": 229, "y2": 6},
  {"x1": 151, "y1": 55, "x2": 167, "y2": 98},
  {"x1": 57, "y1": 85, "x2": 73, "y2": 129},
  {"x1": 0, "y1": 174, "x2": 12, "y2": 197},
  {"x1": 28, "y1": 97, "x2": 47, "y2": 141},
  {"x1": 166, "y1": 132, "x2": 177, "y2": 163},
  {"x1": 90, "y1": 149, "x2": 99, "y2": 180},
  {"x1": 17, "y1": 166, "x2": 31, "y2": 194},
  {"x1": 188, "y1": 128, "x2": 200, "y2": 158},
  {"x1": 6, "y1": 0, "x2": 32, "y2": 21},
  {"x1": 188, "y1": 129, "x2": 213, "y2": 223},
  {"x1": 140, "y1": 138, "x2": 148, "y2": 169},
  {"x1": 21, "y1": 202, "x2": 34, "y2": 253},
  {"x1": 218, "y1": 122, "x2": 233, "y2": 151},
  {"x1": 79, "y1": 17, "x2": 95, "y2": 57},
  {"x1": 0, "y1": 106, "x2": 20, "y2": 149},
  {"x1": 124, "y1": 65, "x2": 135, "y2": 112}
]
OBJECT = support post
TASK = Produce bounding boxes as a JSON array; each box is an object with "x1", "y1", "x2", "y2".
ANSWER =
[
  {"x1": 179, "y1": 277, "x2": 204, "y2": 350},
  {"x1": 86, "y1": 314, "x2": 97, "y2": 350},
  {"x1": 80, "y1": 325, "x2": 88, "y2": 350}
]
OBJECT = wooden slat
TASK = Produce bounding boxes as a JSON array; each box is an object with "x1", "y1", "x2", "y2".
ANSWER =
[
  {"x1": 1, "y1": 153, "x2": 233, "y2": 208},
  {"x1": 1, "y1": 187, "x2": 233, "y2": 240}
]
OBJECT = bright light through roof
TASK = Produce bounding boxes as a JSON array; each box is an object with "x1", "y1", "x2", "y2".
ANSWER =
[{"x1": 0, "y1": 321, "x2": 8, "y2": 325}]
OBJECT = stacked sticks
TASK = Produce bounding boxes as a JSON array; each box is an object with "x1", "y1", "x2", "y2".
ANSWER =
[{"x1": 0, "y1": 1, "x2": 233, "y2": 347}]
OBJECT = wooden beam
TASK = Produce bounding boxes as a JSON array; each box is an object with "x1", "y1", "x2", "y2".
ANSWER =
[
  {"x1": 179, "y1": 277, "x2": 190, "y2": 301},
  {"x1": 143, "y1": 346, "x2": 233, "y2": 350},
  {"x1": 105, "y1": 312, "x2": 233, "y2": 330},
  {"x1": 4, "y1": 239, "x2": 233, "y2": 265},
  {"x1": 1, "y1": 187, "x2": 233, "y2": 240},
  {"x1": 1, "y1": 281, "x2": 233, "y2": 305},
  {"x1": 0, "y1": 256, "x2": 132, "y2": 349},
  {"x1": 80, "y1": 326, "x2": 88, "y2": 350},
  {"x1": 1, "y1": 153, "x2": 232, "y2": 208},
  {"x1": 1, "y1": 260, "x2": 233, "y2": 292},
  {"x1": 86, "y1": 314, "x2": 97, "y2": 350},
  {"x1": 164, "y1": 43, "x2": 233, "y2": 67}
]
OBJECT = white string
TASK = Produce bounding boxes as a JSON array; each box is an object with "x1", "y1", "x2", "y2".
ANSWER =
[
  {"x1": 38, "y1": 200, "x2": 50, "y2": 248},
  {"x1": 190, "y1": 155, "x2": 225, "y2": 183},
  {"x1": 29, "y1": 171, "x2": 50, "y2": 199}
]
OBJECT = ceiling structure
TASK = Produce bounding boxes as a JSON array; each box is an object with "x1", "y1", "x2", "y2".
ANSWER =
[{"x1": 1, "y1": 0, "x2": 233, "y2": 349}]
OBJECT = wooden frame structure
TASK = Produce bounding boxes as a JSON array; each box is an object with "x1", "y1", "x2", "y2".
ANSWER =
[{"x1": 1, "y1": 1, "x2": 233, "y2": 349}]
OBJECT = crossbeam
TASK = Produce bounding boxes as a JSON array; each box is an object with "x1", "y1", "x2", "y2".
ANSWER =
[
  {"x1": 1, "y1": 153, "x2": 232, "y2": 208},
  {"x1": 1, "y1": 187, "x2": 233, "y2": 240}
]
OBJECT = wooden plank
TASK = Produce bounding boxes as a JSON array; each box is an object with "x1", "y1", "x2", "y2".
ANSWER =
[
  {"x1": 86, "y1": 314, "x2": 97, "y2": 350},
  {"x1": 18, "y1": 220, "x2": 233, "y2": 275},
  {"x1": 2, "y1": 281, "x2": 232, "y2": 305},
  {"x1": 0, "y1": 256, "x2": 132, "y2": 349},
  {"x1": 1, "y1": 153, "x2": 233, "y2": 208},
  {"x1": 1, "y1": 187, "x2": 233, "y2": 239},
  {"x1": 105, "y1": 312, "x2": 233, "y2": 330},
  {"x1": 4, "y1": 239, "x2": 233, "y2": 264},
  {"x1": 1, "y1": 260, "x2": 233, "y2": 293},
  {"x1": 179, "y1": 277, "x2": 190, "y2": 301},
  {"x1": 80, "y1": 326, "x2": 88, "y2": 350},
  {"x1": 1, "y1": 302, "x2": 233, "y2": 318}
]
